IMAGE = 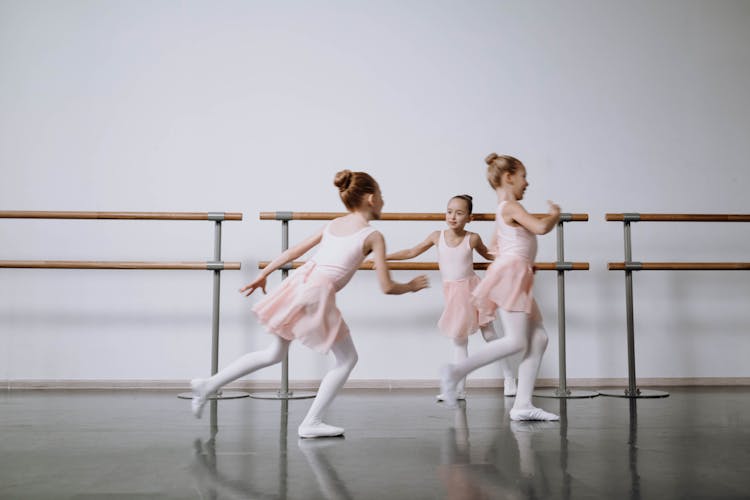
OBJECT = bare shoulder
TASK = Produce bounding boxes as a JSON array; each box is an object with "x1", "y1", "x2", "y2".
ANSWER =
[
  {"x1": 365, "y1": 229, "x2": 384, "y2": 244},
  {"x1": 428, "y1": 230, "x2": 440, "y2": 243},
  {"x1": 503, "y1": 199, "x2": 525, "y2": 213},
  {"x1": 468, "y1": 231, "x2": 483, "y2": 247}
]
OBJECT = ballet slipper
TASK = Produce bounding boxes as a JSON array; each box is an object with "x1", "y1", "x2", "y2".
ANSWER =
[
  {"x1": 439, "y1": 365, "x2": 459, "y2": 408},
  {"x1": 298, "y1": 420, "x2": 345, "y2": 439},
  {"x1": 190, "y1": 378, "x2": 208, "y2": 419},
  {"x1": 509, "y1": 406, "x2": 559, "y2": 421},
  {"x1": 436, "y1": 391, "x2": 466, "y2": 402},
  {"x1": 504, "y1": 377, "x2": 517, "y2": 397}
]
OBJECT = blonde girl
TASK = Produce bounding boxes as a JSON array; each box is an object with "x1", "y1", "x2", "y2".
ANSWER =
[{"x1": 440, "y1": 154, "x2": 560, "y2": 421}]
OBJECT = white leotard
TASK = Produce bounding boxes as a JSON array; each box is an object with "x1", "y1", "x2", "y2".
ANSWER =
[
  {"x1": 437, "y1": 230, "x2": 474, "y2": 281},
  {"x1": 495, "y1": 201, "x2": 537, "y2": 262},
  {"x1": 310, "y1": 223, "x2": 377, "y2": 291}
]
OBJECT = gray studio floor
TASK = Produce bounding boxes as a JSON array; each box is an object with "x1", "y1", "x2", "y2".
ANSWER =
[{"x1": 1, "y1": 387, "x2": 749, "y2": 500}]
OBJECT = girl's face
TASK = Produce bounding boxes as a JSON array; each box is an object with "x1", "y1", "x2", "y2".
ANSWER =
[
  {"x1": 507, "y1": 166, "x2": 529, "y2": 200},
  {"x1": 445, "y1": 198, "x2": 471, "y2": 230}
]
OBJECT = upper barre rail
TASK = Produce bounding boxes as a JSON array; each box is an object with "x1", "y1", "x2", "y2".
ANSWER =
[
  {"x1": 260, "y1": 211, "x2": 589, "y2": 222},
  {"x1": 259, "y1": 261, "x2": 590, "y2": 271},
  {"x1": 606, "y1": 213, "x2": 750, "y2": 222},
  {"x1": 0, "y1": 210, "x2": 243, "y2": 221},
  {"x1": 0, "y1": 260, "x2": 242, "y2": 270}
]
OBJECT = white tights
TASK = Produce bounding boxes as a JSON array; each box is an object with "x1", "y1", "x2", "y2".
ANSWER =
[
  {"x1": 449, "y1": 310, "x2": 548, "y2": 410},
  {"x1": 201, "y1": 334, "x2": 358, "y2": 426},
  {"x1": 453, "y1": 322, "x2": 515, "y2": 393}
]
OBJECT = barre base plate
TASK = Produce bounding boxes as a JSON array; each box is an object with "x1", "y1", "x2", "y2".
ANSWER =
[
  {"x1": 533, "y1": 388, "x2": 599, "y2": 399},
  {"x1": 598, "y1": 388, "x2": 669, "y2": 398},
  {"x1": 249, "y1": 391, "x2": 317, "y2": 400},
  {"x1": 176, "y1": 391, "x2": 249, "y2": 400}
]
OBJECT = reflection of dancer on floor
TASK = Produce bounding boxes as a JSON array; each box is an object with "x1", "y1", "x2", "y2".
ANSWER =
[
  {"x1": 191, "y1": 438, "x2": 279, "y2": 500},
  {"x1": 298, "y1": 439, "x2": 354, "y2": 500},
  {"x1": 439, "y1": 405, "x2": 538, "y2": 500},
  {"x1": 190, "y1": 170, "x2": 429, "y2": 438},
  {"x1": 440, "y1": 154, "x2": 560, "y2": 421},
  {"x1": 387, "y1": 195, "x2": 516, "y2": 401}
]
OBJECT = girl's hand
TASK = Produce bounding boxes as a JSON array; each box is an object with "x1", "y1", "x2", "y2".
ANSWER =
[
  {"x1": 240, "y1": 275, "x2": 267, "y2": 296},
  {"x1": 409, "y1": 275, "x2": 430, "y2": 292},
  {"x1": 547, "y1": 200, "x2": 561, "y2": 219}
]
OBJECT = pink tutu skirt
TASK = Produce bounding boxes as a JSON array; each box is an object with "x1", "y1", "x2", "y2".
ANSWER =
[
  {"x1": 438, "y1": 273, "x2": 481, "y2": 339},
  {"x1": 252, "y1": 262, "x2": 349, "y2": 354},
  {"x1": 472, "y1": 255, "x2": 538, "y2": 326}
]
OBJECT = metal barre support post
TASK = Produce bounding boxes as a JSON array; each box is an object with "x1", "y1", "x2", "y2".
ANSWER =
[
  {"x1": 533, "y1": 219, "x2": 597, "y2": 399},
  {"x1": 600, "y1": 215, "x2": 669, "y2": 398},
  {"x1": 179, "y1": 219, "x2": 250, "y2": 401},
  {"x1": 249, "y1": 219, "x2": 316, "y2": 400},
  {"x1": 602, "y1": 212, "x2": 750, "y2": 398}
]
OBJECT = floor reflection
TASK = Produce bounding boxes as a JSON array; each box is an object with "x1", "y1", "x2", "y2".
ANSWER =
[
  {"x1": 297, "y1": 437, "x2": 352, "y2": 500},
  {"x1": 438, "y1": 400, "x2": 568, "y2": 500},
  {"x1": 629, "y1": 398, "x2": 641, "y2": 500},
  {"x1": 190, "y1": 399, "x2": 282, "y2": 500},
  {"x1": 189, "y1": 398, "x2": 354, "y2": 500}
]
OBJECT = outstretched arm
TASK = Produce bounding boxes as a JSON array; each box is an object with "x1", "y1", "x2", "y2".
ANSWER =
[
  {"x1": 366, "y1": 231, "x2": 429, "y2": 294},
  {"x1": 386, "y1": 231, "x2": 438, "y2": 260},
  {"x1": 505, "y1": 200, "x2": 560, "y2": 236},
  {"x1": 471, "y1": 232, "x2": 495, "y2": 261},
  {"x1": 240, "y1": 228, "x2": 324, "y2": 296}
]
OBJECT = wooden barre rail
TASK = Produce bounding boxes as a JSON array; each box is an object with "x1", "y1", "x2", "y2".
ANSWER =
[
  {"x1": 608, "y1": 262, "x2": 750, "y2": 271},
  {"x1": 0, "y1": 211, "x2": 243, "y2": 221},
  {"x1": 0, "y1": 260, "x2": 242, "y2": 270},
  {"x1": 259, "y1": 261, "x2": 589, "y2": 271},
  {"x1": 260, "y1": 211, "x2": 588, "y2": 222},
  {"x1": 606, "y1": 213, "x2": 750, "y2": 222}
]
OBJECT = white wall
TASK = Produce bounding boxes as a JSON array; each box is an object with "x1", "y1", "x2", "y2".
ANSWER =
[{"x1": 1, "y1": 0, "x2": 749, "y2": 384}]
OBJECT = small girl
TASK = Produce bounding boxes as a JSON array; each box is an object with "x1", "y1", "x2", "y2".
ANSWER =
[
  {"x1": 190, "y1": 170, "x2": 429, "y2": 438},
  {"x1": 386, "y1": 194, "x2": 517, "y2": 401},
  {"x1": 440, "y1": 154, "x2": 560, "y2": 421}
]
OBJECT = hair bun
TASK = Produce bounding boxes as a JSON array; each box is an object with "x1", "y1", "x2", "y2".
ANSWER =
[
  {"x1": 484, "y1": 152, "x2": 499, "y2": 165},
  {"x1": 334, "y1": 170, "x2": 353, "y2": 192},
  {"x1": 461, "y1": 194, "x2": 473, "y2": 201}
]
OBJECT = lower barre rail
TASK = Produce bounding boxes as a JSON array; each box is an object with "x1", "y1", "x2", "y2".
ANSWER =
[
  {"x1": 609, "y1": 262, "x2": 750, "y2": 271},
  {"x1": 0, "y1": 260, "x2": 241, "y2": 270},
  {"x1": 259, "y1": 261, "x2": 590, "y2": 271}
]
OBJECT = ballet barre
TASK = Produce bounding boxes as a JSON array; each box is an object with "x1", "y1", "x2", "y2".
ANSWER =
[
  {"x1": 259, "y1": 261, "x2": 590, "y2": 272},
  {"x1": 0, "y1": 210, "x2": 245, "y2": 400},
  {"x1": 603, "y1": 212, "x2": 750, "y2": 399},
  {"x1": 259, "y1": 211, "x2": 593, "y2": 400}
]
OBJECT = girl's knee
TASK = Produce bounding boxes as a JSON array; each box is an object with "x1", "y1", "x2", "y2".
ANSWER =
[
  {"x1": 532, "y1": 329, "x2": 549, "y2": 351},
  {"x1": 347, "y1": 350, "x2": 359, "y2": 369},
  {"x1": 266, "y1": 338, "x2": 289, "y2": 363},
  {"x1": 507, "y1": 336, "x2": 526, "y2": 355}
]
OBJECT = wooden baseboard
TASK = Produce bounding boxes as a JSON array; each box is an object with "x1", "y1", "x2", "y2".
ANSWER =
[{"x1": 3, "y1": 377, "x2": 749, "y2": 390}]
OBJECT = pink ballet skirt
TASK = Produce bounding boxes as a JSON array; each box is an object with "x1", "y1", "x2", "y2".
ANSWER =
[
  {"x1": 252, "y1": 261, "x2": 349, "y2": 354},
  {"x1": 472, "y1": 255, "x2": 538, "y2": 326},
  {"x1": 438, "y1": 273, "x2": 481, "y2": 339}
]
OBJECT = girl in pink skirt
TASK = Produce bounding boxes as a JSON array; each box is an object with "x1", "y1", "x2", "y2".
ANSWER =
[
  {"x1": 440, "y1": 154, "x2": 561, "y2": 421},
  {"x1": 190, "y1": 170, "x2": 429, "y2": 438},
  {"x1": 386, "y1": 194, "x2": 517, "y2": 401}
]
